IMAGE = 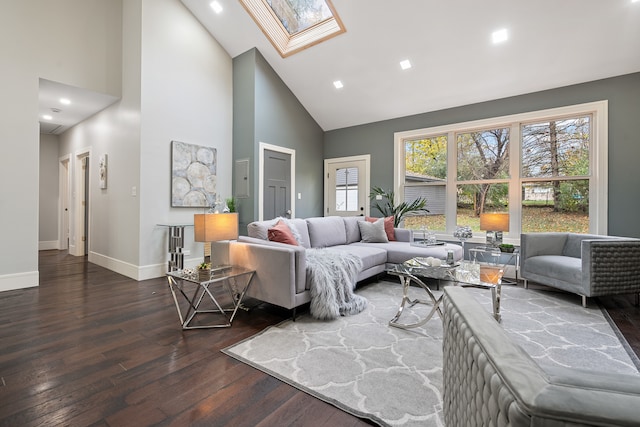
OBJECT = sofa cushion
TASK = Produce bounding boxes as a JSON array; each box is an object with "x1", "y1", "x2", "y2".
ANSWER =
[
  {"x1": 343, "y1": 216, "x2": 365, "y2": 244},
  {"x1": 562, "y1": 233, "x2": 607, "y2": 258},
  {"x1": 352, "y1": 241, "x2": 463, "y2": 264},
  {"x1": 525, "y1": 255, "x2": 582, "y2": 285},
  {"x1": 358, "y1": 218, "x2": 389, "y2": 243},
  {"x1": 306, "y1": 216, "x2": 347, "y2": 248},
  {"x1": 366, "y1": 216, "x2": 396, "y2": 241},
  {"x1": 326, "y1": 245, "x2": 388, "y2": 272},
  {"x1": 268, "y1": 220, "x2": 298, "y2": 246}
]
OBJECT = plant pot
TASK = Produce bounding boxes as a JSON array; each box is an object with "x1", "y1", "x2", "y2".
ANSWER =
[
  {"x1": 499, "y1": 246, "x2": 515, "y2": 253},
  {"x1": 198, "y1": 269, "x2": 211, "y2": 281}
]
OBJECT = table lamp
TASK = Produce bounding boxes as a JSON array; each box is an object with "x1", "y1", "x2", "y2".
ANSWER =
[
  {"x1": 194, "y1": 212, "x2": 239, "y2": 270},
  {"x1": 480, "y1": 213, "x2": 509, "y2": 246}
]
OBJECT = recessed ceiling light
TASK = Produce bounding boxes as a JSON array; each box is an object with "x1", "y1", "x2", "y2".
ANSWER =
[
  {"x1": 210, "y1": 1, "x2": 223, "y2": 14},
  {"x1": 492, "y1": 28, "x2": 508, "y2": 44},
  {"x1": 59, "y1": 98, "x2": 71, "y2": 105},
  {"x1": 400, "y1": 60, "x2": 412, "y2": 70},
  {"x1": 633, "y1": 0, "x2": 639, "y2": 3},
  {"x1": 333, "y1": 80, "x2": 344, "y2": 89},
  {"x1": 42, "y1": 114, "x2": 53, "y2": 120}
]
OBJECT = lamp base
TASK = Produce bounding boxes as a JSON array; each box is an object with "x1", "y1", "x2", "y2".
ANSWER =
[{"x1": 485, "y1": 231, "x2": 503, "y2": 247}]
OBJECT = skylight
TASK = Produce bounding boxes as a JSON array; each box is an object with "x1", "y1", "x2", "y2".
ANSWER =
[{"x1": 239, "y1": 0, "x2": 346, "y2": 57}]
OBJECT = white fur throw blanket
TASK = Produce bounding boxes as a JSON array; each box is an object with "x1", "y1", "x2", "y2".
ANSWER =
[{"x1": 306, "y1": 248, "x2": 367, "y2": 320}]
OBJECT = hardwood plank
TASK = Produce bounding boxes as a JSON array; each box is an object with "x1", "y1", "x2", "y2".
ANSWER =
[{"x1": 0, "y1": 251, "x2": 639, "y2": 426}]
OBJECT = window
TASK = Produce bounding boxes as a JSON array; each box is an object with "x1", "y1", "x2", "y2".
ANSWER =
[
  {"x1": 239, "y1": 0, "x2": 346, "y2": 57},
  {"x1": 394, "y1": 101, "x2": 608, "y2": 241},
  {"x1": 335, "y1": 167, "x2": 359, "y2": 212}
]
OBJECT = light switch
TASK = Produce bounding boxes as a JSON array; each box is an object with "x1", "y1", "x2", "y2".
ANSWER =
[
  {"x1": 131, "y1": 186, "x2": 137, "y2": 196},
  {"x1": 298, "y1": 192, "x2": 302, "y2": 200}
]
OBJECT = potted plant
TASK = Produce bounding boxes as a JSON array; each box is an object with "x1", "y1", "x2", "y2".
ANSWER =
[
  {"x1": 369, "y1": 187, "x2": 429, "y2": 227},
  {"x1": 498, "y1": 243, "x2": 515, "y2": 253},
  {"x1": 197, "y1": 262, "x2": 211, "y2": 281}
]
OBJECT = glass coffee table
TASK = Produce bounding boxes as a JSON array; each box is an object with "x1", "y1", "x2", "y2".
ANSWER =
[{"x1": 387, "y1": 258, "x2": 503, "y2": 329}]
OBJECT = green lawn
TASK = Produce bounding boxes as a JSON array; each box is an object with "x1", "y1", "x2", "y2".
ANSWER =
[{"x1": 404, "y1": 207, "x2": 588, "y2": 233}]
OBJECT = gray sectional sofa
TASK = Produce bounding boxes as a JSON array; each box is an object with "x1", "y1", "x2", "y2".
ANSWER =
[
  {"x1": 520, "y1": 232, "x2": 640, "y2": 307},
  {"x1": 227, "y1": 216, "x2": 463, "y2": 313},
  {"x1": 443, "y1": 286, "x2": 640, "y2": 426}
]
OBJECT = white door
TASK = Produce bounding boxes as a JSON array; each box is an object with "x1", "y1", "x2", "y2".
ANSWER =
[{"x1": 324, "y1": 155, "x2": 370, "y2": 217}]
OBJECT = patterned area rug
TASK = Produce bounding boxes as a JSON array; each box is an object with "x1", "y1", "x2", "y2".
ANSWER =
[{"x1": 223, "y1": 281, "x2": 640, "y2": 427}]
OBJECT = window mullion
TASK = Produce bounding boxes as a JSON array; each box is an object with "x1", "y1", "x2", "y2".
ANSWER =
[
  {"x1": 446, "y1": 131, "x2": 457, "y2": 234},
  {"x1": 508, "y1": 123, "x2": 521, "y2": 241}
]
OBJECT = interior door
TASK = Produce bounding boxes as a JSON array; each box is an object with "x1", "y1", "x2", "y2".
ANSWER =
[
  {"x1": 325, "y1": 156, "x2": 370, "y2": 217},
  {"x1": 263, "y1": 149, "x2": 291, "y2": 220}
]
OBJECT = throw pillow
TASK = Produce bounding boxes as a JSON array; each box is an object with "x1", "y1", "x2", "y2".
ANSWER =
[
  {"x1": 358, "y1": 218, "x2": 389, "y2": 243},
  {"x1": 274, "y1": 216, "x2": 303, "y2": 245},
  {"x1": 366, "y1": 216, "x2": 396, "y2": 241},
  {"x1": 268, "y1": 220, "x2": 299, "y2": 246}
]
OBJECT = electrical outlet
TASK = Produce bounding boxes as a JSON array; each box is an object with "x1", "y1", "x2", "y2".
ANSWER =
[{"x1": 376, "y1": 194, "x2": 383, "y2": 200}]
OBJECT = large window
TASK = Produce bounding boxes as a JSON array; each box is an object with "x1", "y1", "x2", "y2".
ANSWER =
[{"x1": 395, "y1": 101, "x2": 607, "y2": 241}]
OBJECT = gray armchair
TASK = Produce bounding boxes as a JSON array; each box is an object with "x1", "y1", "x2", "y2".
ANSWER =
[{"x1": 520, "y1": 232, "x2": 640, "y2": 307}]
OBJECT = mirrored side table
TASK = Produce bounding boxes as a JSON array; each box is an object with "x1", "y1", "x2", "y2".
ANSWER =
[{"x1": 167, "y1": 266, "x2": 255, "y2": 329}]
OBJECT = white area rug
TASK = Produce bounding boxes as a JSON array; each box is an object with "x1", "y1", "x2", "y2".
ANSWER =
[{"x1": 223, "y1": 281, "x2": 640, "y2": 427}]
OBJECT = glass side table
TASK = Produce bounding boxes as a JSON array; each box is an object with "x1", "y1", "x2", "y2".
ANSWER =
[
  {"x1": 167, "y1": 266, "x2": 255, "y2": 329},
  {"x1": 468, "y1": 246, "x2": 520, "y2": 285}
]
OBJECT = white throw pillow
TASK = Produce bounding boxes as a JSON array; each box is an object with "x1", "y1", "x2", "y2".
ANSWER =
[{"x1": 358, "y1": 218, "x2": 389, "y2": 243}]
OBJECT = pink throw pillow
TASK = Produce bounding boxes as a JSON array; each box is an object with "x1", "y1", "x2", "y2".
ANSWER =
[
  {"x1": 268, "y1": 220, "x2": 299, "y2": 246},
  {"x1": 366, "y1": 216, "x2": 396, "y2": 241}
]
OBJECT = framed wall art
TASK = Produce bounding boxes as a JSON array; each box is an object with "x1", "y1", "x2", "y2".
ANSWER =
[
  {"x1": 99, "y1": 154, "x2": 108, "y2": 189},
  {"x1": 171, "y1": 140, "x2": 217, "y2": 208}
]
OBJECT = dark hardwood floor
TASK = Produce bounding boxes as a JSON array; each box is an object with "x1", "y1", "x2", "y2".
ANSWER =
[
  {"x1": 2, "y1": 252, "x2": 640, "y2": 426},
  {"x1": 0, "y1": 251, "x2": 373, "y2": 427}
]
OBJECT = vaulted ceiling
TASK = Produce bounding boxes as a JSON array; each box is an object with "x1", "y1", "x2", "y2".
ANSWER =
[{"x1": 183, "y1": 0, "x2": 640, "y2": 131}]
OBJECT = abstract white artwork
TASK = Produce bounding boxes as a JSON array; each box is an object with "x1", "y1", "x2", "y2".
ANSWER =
[{"x1": 171, "y1": 141, "x2": 217, "y2": 207}]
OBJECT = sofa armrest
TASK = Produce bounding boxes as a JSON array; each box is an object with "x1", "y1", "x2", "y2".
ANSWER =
[
  {"x1": 582, "y1": 239, "x2": 640, "y2": 297},
  {"x1": 229, "y1": 241, "x2": 307, "y2": 309}
]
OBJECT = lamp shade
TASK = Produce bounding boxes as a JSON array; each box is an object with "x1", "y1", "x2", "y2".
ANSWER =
[
  {"x1": 480, "y1": 213, "x2": 509, "y2": 232},
  {"x1": 194, "y1": 213, "x2": 239, "y2": 242}
]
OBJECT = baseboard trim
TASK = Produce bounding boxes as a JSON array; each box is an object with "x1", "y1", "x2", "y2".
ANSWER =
[
  {"x1": 39, "y1": 241, "x2": 59, "y2": 251},
  {"x1": 0, "y1": 270, "x2": 39, "y2": 292},
  {"x1": 88, "y1": 252, "x2": 170, "y2": 281}
]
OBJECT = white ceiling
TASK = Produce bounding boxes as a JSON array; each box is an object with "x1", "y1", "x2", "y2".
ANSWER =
[
  {"x1": 39, "y1": 79, "x2": 118, "y2": 135},
  {"x1": 182, "y1": 0, "x2": 640, "y2": 131}
]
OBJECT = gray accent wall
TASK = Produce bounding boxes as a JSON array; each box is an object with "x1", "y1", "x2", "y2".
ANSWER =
[
  {"x1": 233, "y1": 48, "x2": 324, "y2": 232},
  {"x1": 324, "y1": 72, "x2": 640, "y2": 238}
]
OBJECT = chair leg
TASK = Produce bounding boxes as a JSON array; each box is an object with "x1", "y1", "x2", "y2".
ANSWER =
[
  {"x1": 292, "y1": 307, "x2": 297, "y2": 322},
  {"x1": 523, "y1": 279, "x2": 528, "y2": 289},
  {"x1": 582, "y1": 295, "x2": 587, "y2": 308}
]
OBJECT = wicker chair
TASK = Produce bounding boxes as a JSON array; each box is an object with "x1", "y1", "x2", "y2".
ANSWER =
[{"x1": 520, "y1": 232, "x2": 640, "y2": 307}]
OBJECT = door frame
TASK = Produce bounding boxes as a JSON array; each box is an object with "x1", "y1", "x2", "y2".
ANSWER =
[
  {"x1": 58, "y1": 154, "x2": 71, "y2": 250},
  {"x1": 324, "y1": 154, "x2": 371, "y2": 217},
  {"x1": 259, "y1": 142, "x2": 296, "y2": 221},
  {"x1": 70, "y1": 148, "x2": 91, "y2": 257}
]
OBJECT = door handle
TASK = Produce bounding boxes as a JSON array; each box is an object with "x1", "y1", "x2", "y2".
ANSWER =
[{"x1": 285, "y1": 209, "x2": 292, "y2": 218}]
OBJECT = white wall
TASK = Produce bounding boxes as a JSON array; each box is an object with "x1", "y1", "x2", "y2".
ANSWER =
[
  {"x1": 137, "y1": 0, "x2": 233, "y2": 278},
  {"x1": 39, "y1": 134, "x2": 61, "y2": 249},
  {"x1": 53, "y1": 0, "x2": 233, "y2": 281},
  {"x1": 0, "y1": 0, "x2": 123, "y2": 291},
  {"x1": 1, "y1": 0, "x2": 233, "y2": 289}
]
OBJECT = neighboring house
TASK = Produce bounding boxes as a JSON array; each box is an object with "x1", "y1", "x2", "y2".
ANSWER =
[{"x1": 404, "y1": 172, "x2": 446, "y2": 215}]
